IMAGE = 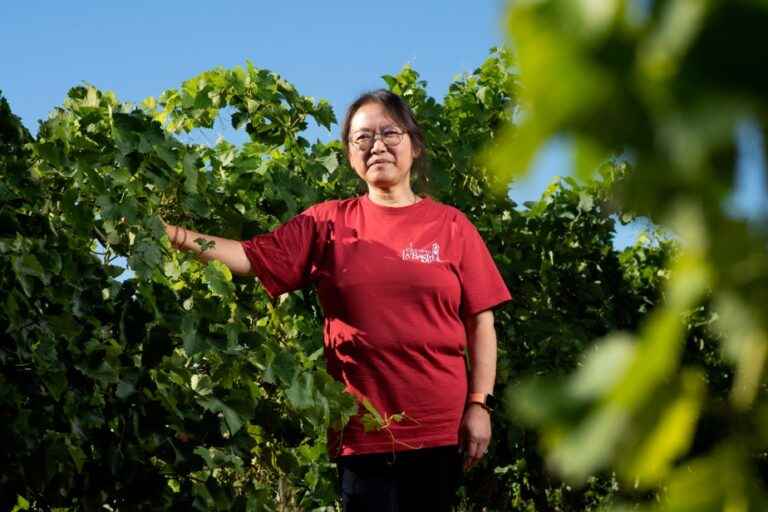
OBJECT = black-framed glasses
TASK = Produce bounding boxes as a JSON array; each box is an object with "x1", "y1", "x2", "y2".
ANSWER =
[{"x1": 349, "y1": 129, "x2": 406, "y2": 152}]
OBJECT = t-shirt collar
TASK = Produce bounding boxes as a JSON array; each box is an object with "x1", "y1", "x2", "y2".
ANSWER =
[{"x1": 361, "y1": 193, "x2": 432, "y2": 216}]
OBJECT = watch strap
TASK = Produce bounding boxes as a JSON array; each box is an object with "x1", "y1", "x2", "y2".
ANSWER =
[{"x1": 467, "y1": 392, "x2": 494, "y2": 412}]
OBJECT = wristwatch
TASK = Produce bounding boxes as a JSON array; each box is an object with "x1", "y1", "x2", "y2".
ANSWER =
[{"x1": 467, "y1": 392, "x2": 496, "y2": 413}]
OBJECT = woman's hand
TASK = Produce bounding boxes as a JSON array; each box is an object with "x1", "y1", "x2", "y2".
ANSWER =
[
  {"x1": 459, "y1": 403, "x2": 491, "y2": 471},
  {"x1": 163, "y1": 222, "x2": 187, "y2": 249}
]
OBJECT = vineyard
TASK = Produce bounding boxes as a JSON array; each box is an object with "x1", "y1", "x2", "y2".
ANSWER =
[{"x1": 2, "y1": 1, "x2": 768, "y2": 511}]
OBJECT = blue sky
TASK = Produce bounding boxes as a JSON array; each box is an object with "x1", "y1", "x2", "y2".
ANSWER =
[
  {"x1": 1, "y1": 1, "x2": 569, "y2": 211},
  {"x1": 3, "y1": 1, "x2": 507, "y2": 133},
  {"x1": 3, "y1": 2, "x2": 763, "y2": 250}
]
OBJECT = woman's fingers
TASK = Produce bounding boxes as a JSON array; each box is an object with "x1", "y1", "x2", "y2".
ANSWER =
[{"x1": 463, "y1": 437, "x2": 490, "y2": 471}]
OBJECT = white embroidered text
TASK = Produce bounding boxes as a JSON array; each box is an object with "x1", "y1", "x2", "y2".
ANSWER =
[{"x1": 401, "y1": 242, "x2": 441, "y2": 263}]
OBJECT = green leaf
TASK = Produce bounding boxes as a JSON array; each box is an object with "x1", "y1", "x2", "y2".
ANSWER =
[
  {"x1": 199, "y1": 398, "x2": 243, "y2": 435},
  {"x1": 182, "y1": 152, "x2": 199, "y2": 193},
  {"x1": 42, "y1": 371, "x2": 68, "y2": 402},
  {"x1": 714, "y1": 292, "x2": 768, "y2": 409},
  {"x1": 577, "y1": 191, "x2": 594, "y2": 212},
  {"x1": 662, "y1": 444, "x2": 765, "y2": 512},
  {"x1": 84, "y1": 86, "x2": 99, "y2": 108},
  {"x1": 11, "y1": 495, "x2": 30, "y2": 512},
  {"x1": 221, "y1": 405, "x2": 244, "y2": 435},
  {"x1": 476, "y1": 85, "x2": 491, "y2": 107},
  {"x1": 87, "y1": 360, "x2": 119, "y2": 385},
  {"x1": 202, "y1": 260, "x2": 234, "y2": 300},
  {"x1": 609, "y1": 307, "x2": 687, "y2": 410},
  {"x1": 568, "y1": 334, "x2": 634, "y2": 400},
  {"x1": 285, "y1": 372, "x2": 315, "y2": 410},
  {"x1": 193, "y1": 446, "x2": 214, "y2": 468},
  {"x1": 360, "y1": 397, "x2": 384, "y2": 432},
  {"x1": 66, "y1": 439, "x2": 87, "y2": 473},
  {"x1": 510, "y1": 378, "x2": 581, "y2": 425},
  {"x1": 181, "y1": 314, "x2": 209, "y2": 356},
  {"x1": 622, "y1": 369, "x2": 705, "y2": 486},
  {"x1": 48, "y1": 313, "x2": 83, "y2": 341},
  {"x1": 318, "y1": 153, "x2": 338, "y2": 173},
  {"x1": 313, "y1": 99, "x2": 336, "y2": 130},
  {"x1": 548, "y1": 405, "x2": 628, "y2": 482},
  {"x1": 361, "y1": 414, "x2": 381, "y2": 433},
  {"x1": 268, "y1": 349, "x2": 298, "y2": 386},
  {"x1": 12, "y1": 254, "x2": 48, "y2": 288},
  {"x1": 128, "y1": 237, "x2": 164, "y2": 276},
  {"x1": 116, "y1": 380, "x2": 136, "y2": 400}
]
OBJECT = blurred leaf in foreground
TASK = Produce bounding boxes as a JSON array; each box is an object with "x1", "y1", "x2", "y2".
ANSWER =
[{"x1": 497, "y1": 0, "x2": 768, "y2": 509}]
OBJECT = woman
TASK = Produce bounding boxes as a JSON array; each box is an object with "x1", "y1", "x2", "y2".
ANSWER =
[{"x1": 164, "y1": 90, "x2": 511, "y2": 511}]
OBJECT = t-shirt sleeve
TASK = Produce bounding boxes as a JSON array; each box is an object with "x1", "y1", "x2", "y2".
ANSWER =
[
  {"x1": 240, "y1": 206, "x2": 327, "y2": 298},
  {"x1": 457, "y1": 214, "x2": 512, "y2": 316}
]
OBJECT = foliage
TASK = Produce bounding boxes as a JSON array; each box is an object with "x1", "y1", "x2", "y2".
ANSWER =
[
  {"x1": 491, "y1": 0, "x2": 768, "y2": 510},
  {"x1": 0, "y1": 72, "x2": 358, "y2": 511},
  {"x1": 0, "y1": 43, "x2": 731, "y2": 511}
]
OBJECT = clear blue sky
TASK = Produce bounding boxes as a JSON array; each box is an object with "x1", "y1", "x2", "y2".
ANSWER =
[
  {"x1": 3, "y1": 1, "x2": 507, "y2": 135},
  {"x1": 1, "y1": 1, "x2": 569, "y2": 209},
  {"x1": 3, "y1": 1, "x2": 763, "y2": 249}
]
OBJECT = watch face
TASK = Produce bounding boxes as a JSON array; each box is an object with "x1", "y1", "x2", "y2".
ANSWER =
[{"x1": 485, "y1": 394, "x2": 497, "y2": 411}]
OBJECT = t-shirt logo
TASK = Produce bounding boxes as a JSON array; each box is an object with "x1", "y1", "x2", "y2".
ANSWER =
[{"x1": 401, "y1": 242, "x2": 441, "y2": 263}]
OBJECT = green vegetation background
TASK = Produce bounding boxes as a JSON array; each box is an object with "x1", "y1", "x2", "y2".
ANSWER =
[{"x1": 2, "y1": 1, "x2": 767, "y2": 510}]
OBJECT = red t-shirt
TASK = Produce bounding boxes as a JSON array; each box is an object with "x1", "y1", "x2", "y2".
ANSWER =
[{"x1": 241, "y1": 194, "x2": 511, "y2": 457}]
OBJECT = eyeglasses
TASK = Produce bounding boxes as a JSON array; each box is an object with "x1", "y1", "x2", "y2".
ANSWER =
[{"x1": 349, "y1": 129, "x2": 406, "y2": 152}]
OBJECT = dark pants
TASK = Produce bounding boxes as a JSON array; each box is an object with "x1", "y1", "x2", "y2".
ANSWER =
[{"x1": 336, "y1": 445, "x2": 463, "y2": 512}]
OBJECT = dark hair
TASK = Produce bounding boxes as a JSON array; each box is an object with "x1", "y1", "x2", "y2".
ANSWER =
[{"x1": 340, "y1": 90, "x2": 430, "y2": 189}]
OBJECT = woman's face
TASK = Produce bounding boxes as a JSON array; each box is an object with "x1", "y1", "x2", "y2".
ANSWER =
[{"x1": 347, "y1": 102, "x2": 419, "y2": 191}]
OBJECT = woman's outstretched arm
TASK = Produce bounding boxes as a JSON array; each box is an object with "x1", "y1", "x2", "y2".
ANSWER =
[{"x1": 164, "y1": 224, "x2": 253, "y2": 276}]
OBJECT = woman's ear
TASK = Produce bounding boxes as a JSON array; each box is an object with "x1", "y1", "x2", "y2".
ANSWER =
[{"x1": 412, "y1": 146, "x2": 422, "y2": 159}]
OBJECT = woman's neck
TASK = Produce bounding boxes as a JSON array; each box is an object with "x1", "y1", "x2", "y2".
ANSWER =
[{"x1": 366, "y1": 184, "x2": 420, "y2": 207}]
